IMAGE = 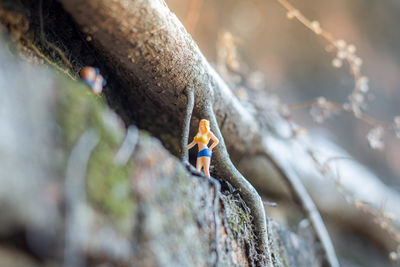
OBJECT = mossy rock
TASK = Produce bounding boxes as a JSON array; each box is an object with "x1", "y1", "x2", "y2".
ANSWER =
[{"x1": 56, "y1": 77, "x2": 135, "y2": 231}]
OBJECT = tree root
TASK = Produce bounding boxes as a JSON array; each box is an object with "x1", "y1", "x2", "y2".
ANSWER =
[
  {"x1": 257, "y1": 150, "x2": 339, "y2": 267},
  {"x1": 180, "y1": 89, "x2": 195, "y2": 161},
  {"x1": 64, "y1": 129, "x2": 100, "y2": 267},
  {"x1": 58, "y1": 0, "x2": 338, "y2": 265},
  {"x1": 202, "y1": 105, "x2": 273, "y2": 266}
]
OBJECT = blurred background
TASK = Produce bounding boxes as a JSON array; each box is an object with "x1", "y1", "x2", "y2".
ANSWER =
[
  {"x1": 1, "y1": 0, "x2": 399, "y2": 265},
  {"x1": 166, "y1": 0, "x2": 400, "y2": 190}
]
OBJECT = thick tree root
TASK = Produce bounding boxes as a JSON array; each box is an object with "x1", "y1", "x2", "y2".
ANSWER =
[
  {"x1": 183, "y1": 96, "x2": 269, "y2": 264},
  {"x1": 202, "y1": 105, "x2": 273, "y2": 266},
  {"x1": 58, "y1": 0, "x2": 338, "y2": 265}
]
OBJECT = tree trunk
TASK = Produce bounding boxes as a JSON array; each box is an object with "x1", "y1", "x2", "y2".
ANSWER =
[
  {"x1": 1, "y1": 0, "x2": 398, "y2": 264},
  {"x1": 59, "y1": 0, "x2": 400, "y2": 259},
  {"x1": 59, "y1": 1, "x2": 340, "y2": 265},
  {"x1": 0, "y1": 43, "x2": 323, "y2": 266}
]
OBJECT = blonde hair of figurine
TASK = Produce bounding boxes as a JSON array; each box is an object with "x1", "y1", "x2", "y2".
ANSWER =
[{"x1": 197, "y1": 119, "x2": 210, "y2": 134}]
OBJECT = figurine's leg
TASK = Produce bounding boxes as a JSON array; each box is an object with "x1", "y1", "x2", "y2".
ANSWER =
[
  {"x1": 196, "y1": 157, "x2": 202, "y2": 171},
  {"x1": 202, "y1": 157, "x2": 211, "y2": 177}
]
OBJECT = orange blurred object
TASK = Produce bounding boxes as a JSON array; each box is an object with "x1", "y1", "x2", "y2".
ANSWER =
[{"x1": 80, "y1": 66, "x2": 106, "y2": 94}]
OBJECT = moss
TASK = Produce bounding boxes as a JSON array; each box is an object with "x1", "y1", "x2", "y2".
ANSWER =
[
  {"x1": 0, "y1": 0, "x2": 137, "y2": 230},
  {"x1": 85, "y1": 136, "x2": 135, "y2": 220},
  {"x1": 56, "y1": 77, "x2": 135, "y2": 232},
  {"x1": 223, "y1": 195, "x2": 253, "y2": 240},
  {"x1": 229, "y1": 206, "x2": 249, "y2": 236}
]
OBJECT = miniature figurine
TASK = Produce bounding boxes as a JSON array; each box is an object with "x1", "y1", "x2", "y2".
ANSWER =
[
  {"x1": 80, "y1": 66, "x2": 106, "y2": 94},
  {"x1": 188, "y1": 119, "x2": 219, "y2": 177}
]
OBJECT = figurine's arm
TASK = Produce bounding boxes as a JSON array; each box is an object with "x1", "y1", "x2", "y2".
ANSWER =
[
  {"x1": 188, "y1": 139, "x2": 196, "y2": 150},
  {"x1": 208, "y1": 131, "x2": 219, "y2": 151}
]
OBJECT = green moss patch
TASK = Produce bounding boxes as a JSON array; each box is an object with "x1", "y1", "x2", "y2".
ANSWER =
[{"x1": 56, "y1": 78, "x2": 135, "y2": 232}]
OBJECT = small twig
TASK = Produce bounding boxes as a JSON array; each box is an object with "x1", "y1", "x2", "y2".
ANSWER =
[
  {"x1": 288, "y1": 98, "x2": 382, "y2": 127},
  {"x1": 45, "y1": 41, "x2": 74, "y2": 68},
  {"x1": 226, "y1": 189, "x2": 240, "y2": 196},
  {"x1": 64, "y1": 129, "x2": 100, "y2": 267},
  {"x1": 263, "y1": 200, "x2": 278, "y2": 207},
  {"x1": 275, "y1": 0, "x2": 400, "y2": 140},
  {"x1": 21, "y1": 35, "x2": 76, "y2": 80},
  {"x1": 277, "y1": 0, "x2": 334, "y2": 43},
  {"x1": 308, "y1": 149, "x2": 400, "y2": 257},
  {"x1": 38, "y1": 0, "x2": 74, "y2": 69}
]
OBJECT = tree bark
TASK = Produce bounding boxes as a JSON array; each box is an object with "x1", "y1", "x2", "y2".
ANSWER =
[
  {"x1": 59, "y1": 0, "x2": 339, "y2": 265},
  {"x1": 60, "y1": 1, "x2": 276, "y2": 264},
  {"x1": 0, "y1": 42, "x2": 325, "y2": 266},
  {"x1": 59, "y1": 0, "x2": 400, "y2": 258},
  {"x1": 2, "y1": 0, "x2": 398, "y2": 264}
]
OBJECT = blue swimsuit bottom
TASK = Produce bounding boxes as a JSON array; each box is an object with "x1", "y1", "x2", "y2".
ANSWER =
[{"x1": 197, "y1": 148, "x2": 212, "y2": 158}]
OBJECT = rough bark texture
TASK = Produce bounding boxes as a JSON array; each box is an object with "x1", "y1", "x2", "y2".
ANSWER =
[
  {"x1": 1, "y1": 0, "x2": 397, "y2": 265},
  {"x1": 0, "y1": 44, "x2": 323, "y2": 266},
  {"x1": 58, "y1": 1, "x2": 276, "y2": 263},
  {"x1": 57, "y1": 0, "x2": 400, "y2": 262},
  {"x1": 59, "y1": 0, "x2": 260, "y2": 159},
  {"x1": 57, "y1": 1, "x2": 338, "y2": 265}
]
